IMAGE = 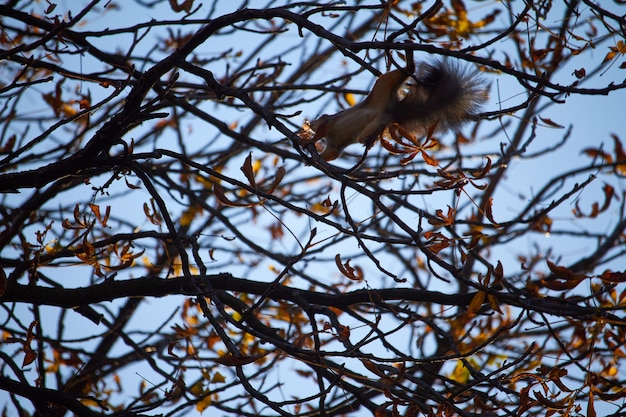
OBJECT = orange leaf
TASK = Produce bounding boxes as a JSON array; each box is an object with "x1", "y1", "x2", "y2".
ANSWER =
[
  {"x1": 380, "y1": 137, "x2": 403, "y2": 154},
  {"x1": 400, "y1": 152, "x2": 419, "y2": 165},
  {"x1": 421, "y1": 150, "x2": 439, "y2": 166}
]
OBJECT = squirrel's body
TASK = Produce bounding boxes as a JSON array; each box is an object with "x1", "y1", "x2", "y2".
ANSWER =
[{"x1": 304, "y1": 60, "x2": 487, "y2": 161}]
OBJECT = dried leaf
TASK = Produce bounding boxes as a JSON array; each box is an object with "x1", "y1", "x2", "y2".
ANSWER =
[
  {"x1": 539, "y1": 117, "x2": 564, "y2": 128},
  {"x1": 587, "y1": 391, "x2": 596, "y2": 417},
  {"x1": 380, "y1": 137, "x2": 403, "y2": 154},
  {"x1": 211, "y1": 372, "x2": 226, "y2": 383},
  {"x1": 240, "y1": 153, "x2": 257, "y2": 188},
  {"x1": 336, "y1": 324, "x2": 350, "y2": 342},
  {"x1": 22, "y1": 346, "x2": 37, "y2": 367},
  {"x1": 213, "y1": 352, "x2": 268, "y2": 366},
  {"x1": 421, "y1": 151, "x2": 439, "y2": 166},
  {"x1": 267, "y1": 166, "x2": 285, "y2": 194},
  {"x1": 335, "y1": 254, "x2": 363, "y2": 281},
  {"x1": 600, "y1": 270, "x2": 626, "y2": 283},
  {"x1": 533, "y1": 390, "x2": 567, "y2": 410},
  {"x1": 213, "y1": 183, "x2": 254, "y2": 207},
  {"x1": 573, "y1": 68, "x2": 586, "y2": 79},
  {"x1": 169, "y1": 0, "x2": 194, "y2": 13},
  {"x1": 612, "y1": 134, "x2": 626, "y2": 175},
  {"x1": 468, "y1": 291, "x2": 485, "y2": 314},
  {"x1": 361, "y1": 359, "x2": 386, "y2": 377},
  {"x1": 472, "y1": 157, "x2": 492, "y2": 179},
  {"x1": 483, "y1": 197, "x2": 500, "y2": 227},
  {"x1": 196, "y1": 395, "x2": 212, "y2": 413}
]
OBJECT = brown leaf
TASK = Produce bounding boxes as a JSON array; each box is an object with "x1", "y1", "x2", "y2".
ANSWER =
[
  {"x1": 546, "y1": 260, "x2": 579, "y2": 281},
  {"x1": 582, "y1": 148, "x2": 612, "y2": 164},
  {"x1": 380, "y1": 137, "x2": 403, "y2": 155},
  {"x1": 613, "y1": 134, "x2": 626, "y2": 175},
  {"x1": 240, "y1": 152, "x2": 257, "y2": 188},
  {"x1": 89, "y1": 204, "x2": 111, "y2": 227},
  {"x1": 0, "y1": 134, "x2": 16, "y2": 154},
  {"x1": 482, "y1": 197, "x2": 500, "y2": 227},
  {"x1": 213, "y1": 352, "x2": 268, "y2": 366},
  {"x1": 533, "y1": 390, "x2": 567, "y2": 410},
  {"x1": 336, "y1": 324, "x2": 350, "y2": 342},
  {"x1": 573, "y1": 68, "x2": 586, "y2": 79},
  {"x1": 334, "y1": 254, "x2": 363, "y2": 281},
  {"x1": 168, "y1": 341, "x2": 179, "y2": 357},
  {"x1": 471, "y1": 156, "x2": 492, "y2": 179},
  {"x1": 22, "y1": 345, "x2": 37, "y2": 367},
  {"x1": 169, "y1": 0, "x2": 194, "y2": 13},
  {"x1": 493, "y1": 260, "x2": 504, "y2": 285},
  {"x1": 361, "y1": 358, "x2": 386, "y2": 377},
  {"x1": 267, "y1": 166, "x2": 285, "y2": 194},
  {"x1": 213, "y1": 183, "x2": 255, "y2": 207},
  {"x1": 400, "y1": 151, "x2": 419, "y2": 165},
  {"x1": 428, "y1": 206, "x2": 455, "y2": 227},
  {"x1": 588, "y1": 391, "x2": 597, "y2": 417},
  {"x1": 600, "y1": 270, "x2": 626, "y2": 283},
  {"x1": 539, "y1": 116, "x2": 564, "y2": 128},
  {"x1": 543, "y1": 261, "x2": 585, "y2": 291}
]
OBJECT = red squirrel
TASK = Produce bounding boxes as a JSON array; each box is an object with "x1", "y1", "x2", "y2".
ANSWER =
[{"x1": 301, "y1": 60, "x2": 487, "y2": 161}]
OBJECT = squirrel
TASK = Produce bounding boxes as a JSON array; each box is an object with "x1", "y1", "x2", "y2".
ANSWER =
[{"x1": 300, "y1": 59, "x2": 487, "y2": 161}]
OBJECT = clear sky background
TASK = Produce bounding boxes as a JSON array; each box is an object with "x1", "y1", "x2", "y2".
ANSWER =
[{"x1": 2, "y1": 0, "x2": 625, "y2": 415}]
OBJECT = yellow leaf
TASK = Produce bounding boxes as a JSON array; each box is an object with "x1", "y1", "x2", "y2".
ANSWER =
[
  {"x1": 487, "y1": 294, "x2": 503, "y2": 314},
  {"x1": 468, "y1": 291, "x2": 485, "y2": 314},
  {"x1": 344, "y1": 92, "x2": 356, "y2": 107},
  {"x1": 189, "y1": 381, "x2": 205, "y2": 396},
  {"x1": 62, "y1": 103, "x2": 77, "y2": 117},
  {"x1": 196, "y1": 395, "x2": 212, "y2": 413},
  {"x1": 211, "y1": 371, "x2": 226, "y2": 383},
  {"x1": 449, "y1": 360, "x2": 470, "y2": 384}
]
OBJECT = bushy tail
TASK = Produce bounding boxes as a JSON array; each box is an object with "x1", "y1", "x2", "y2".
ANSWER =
[{"x1": 391, "y1": 60, "x2": 487, "y2": 134}]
